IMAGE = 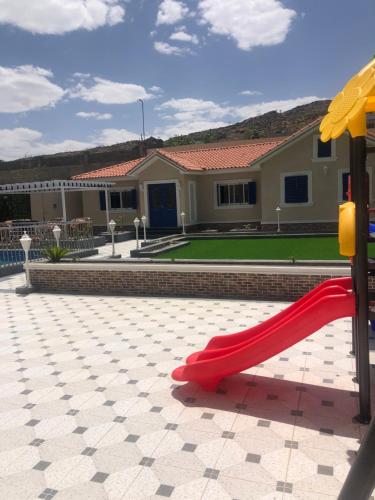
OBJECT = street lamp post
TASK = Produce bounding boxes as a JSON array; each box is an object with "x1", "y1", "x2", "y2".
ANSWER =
[
  {"x1": 180, "y1": 212, "x2": 186, "y2": 235},
  {"x1": 134, "y1": 217, "x2": 140, "y2": 250},
  {"x1": 141, "y1": 215, "x2": 147, "y2": 243},
  {"x1": 276, "y1": 206, "x2": 281, "y2": 233},
  {"x1": 108, "y1": 219, "x2": 120, "y2": 258},
  {"x1": 20, "y1": 232, "x2": 32, "y2": 288},
  {"x1": 52, "y1": 225, "x2": 61, "y2": 248},
  {"x1": 138, "y1": 99, "x2": 145, "y2": 141}
]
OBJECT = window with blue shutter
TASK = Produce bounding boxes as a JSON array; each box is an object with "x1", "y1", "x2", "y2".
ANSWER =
[
  {"x1": 342, "y1": 173, "x2": 350, "y2": 201},
  {"x1": 317, "y1": 139, "x2": 332, "y2": 158},
  {"x1": 99, "y1": 191, "x2": 106, "y2": 211},
  {"x1": 248, "y1": 181, "x2": 256, "y2": 205},
  {"x1": 284, "y1": 175, "x2": 308, "y2": 204}
]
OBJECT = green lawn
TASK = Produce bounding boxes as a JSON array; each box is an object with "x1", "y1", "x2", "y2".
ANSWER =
[{"x1": 156, "y1": 236, "x2": 350, "y2": 260}]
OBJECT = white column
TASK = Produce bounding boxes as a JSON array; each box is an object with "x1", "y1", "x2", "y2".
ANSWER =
[{"x1": 61, "y1": 187, "x2": 67, "y2": 222}]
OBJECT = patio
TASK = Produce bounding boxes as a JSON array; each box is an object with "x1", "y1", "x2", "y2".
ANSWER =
[{"x1": 0, "y1": 273, "x2": 374, "y2": 499}]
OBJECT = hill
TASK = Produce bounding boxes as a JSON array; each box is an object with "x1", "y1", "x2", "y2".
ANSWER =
[{"x1": 163, "y1": 100, "x2": 331, "y2": 146}]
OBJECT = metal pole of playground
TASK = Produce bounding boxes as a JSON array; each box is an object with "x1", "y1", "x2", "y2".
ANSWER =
[
  {"x1": 338, "y1": 415, "x2": 375, "y2": 499},
  {"x1": 349, "y1": 139, "x2": 359, "y2": 371},
  {"x1": 351, "y1": 134, "x2": 371, "y2": 423}
]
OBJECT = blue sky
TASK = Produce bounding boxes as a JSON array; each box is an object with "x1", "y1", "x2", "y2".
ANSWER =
[{"x1": 0, "y1": 0, "x2": 374, "y2": 160}]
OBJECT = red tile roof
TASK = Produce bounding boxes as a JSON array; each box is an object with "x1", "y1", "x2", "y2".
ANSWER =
[
  {"x1": 74, "y1": 158, "x2": 144, "y2": 180},
  {"x1": 73, "y1": 139, "x2": 284, "y2": 180}
]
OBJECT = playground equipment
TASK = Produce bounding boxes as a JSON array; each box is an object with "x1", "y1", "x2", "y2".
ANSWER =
[{"x1": 172, "y1": 57, "x2": 375, "y2": 499}]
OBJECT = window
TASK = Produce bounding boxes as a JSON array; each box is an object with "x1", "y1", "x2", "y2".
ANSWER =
[
  {"x1": 216, "y1": 181, "x2": 256, "y2": 207},
  {"x1": 313, "y1": 135, "x2": 336, "y2": 161},
  {"x1": 99, "y1": 189, "x2": 137, "y2": 211},
  {"x1": 317, "y1": 139, "x2": 332, "y2": 158},
  {"x1": 283, "y1": 174, "x2": 310, "y2": 204}
]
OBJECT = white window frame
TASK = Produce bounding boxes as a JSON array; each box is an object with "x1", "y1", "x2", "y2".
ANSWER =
[
  {"x1": 213, "y1": 179, "x2": 255, "y2": 210},
  {"x1": 338, "y1": 167, "x2": 373, "y2": 203},
  {"x1": 108, "y1": 188, "x2": 137, "y2": 211},
  {"x1": 312, "y1": 135, "x2": 337, "y2": 162},
  {"x1": 280, "y1": 171, "x2": 313, "y2": 207}
]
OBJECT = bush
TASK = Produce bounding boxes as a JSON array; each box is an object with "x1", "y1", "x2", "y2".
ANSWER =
[{"x1": 43, "y1": 246, "x2": 70, "y2": 262}]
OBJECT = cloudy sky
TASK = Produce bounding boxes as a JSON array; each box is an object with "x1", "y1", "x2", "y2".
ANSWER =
[{"x1": 0, "y1": 0, "x2": 373, "y2": 160}]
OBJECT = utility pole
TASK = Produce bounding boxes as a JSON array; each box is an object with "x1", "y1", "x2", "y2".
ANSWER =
[{"x1": 139, "y1": 99, "x2": 145, "y2": 141}]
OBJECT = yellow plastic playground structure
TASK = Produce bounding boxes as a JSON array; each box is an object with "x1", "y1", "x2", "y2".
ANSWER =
[{"x1": 320, "y1": 57, "x2": 375, "y2": 499}]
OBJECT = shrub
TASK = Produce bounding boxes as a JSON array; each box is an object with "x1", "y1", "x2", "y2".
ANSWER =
[{"x1": 43, "y1": 246, "x2": 70, "y2": 262}]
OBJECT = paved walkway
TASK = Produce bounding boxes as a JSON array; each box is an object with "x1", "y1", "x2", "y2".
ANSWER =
[
  {"x1": 88, "y1": 240, "x2": 139, "y2": 259},
  {"x1": 0, "y1": 273, "x2": 374, "y2": 499}
]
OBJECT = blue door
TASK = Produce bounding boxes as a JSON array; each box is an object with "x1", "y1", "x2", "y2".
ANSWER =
[{"x1": 148, "y1": 183, "x2": 177, "y2": 228}]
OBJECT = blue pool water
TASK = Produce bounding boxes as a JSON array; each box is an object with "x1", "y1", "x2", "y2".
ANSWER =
[{"x1": 0, "y1": 249, "x2": 42, "y2": 266}]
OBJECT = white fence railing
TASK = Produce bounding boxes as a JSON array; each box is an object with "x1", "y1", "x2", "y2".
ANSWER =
[{"x1": 0, "y1": 219, "x2": 94, "y2": 270}]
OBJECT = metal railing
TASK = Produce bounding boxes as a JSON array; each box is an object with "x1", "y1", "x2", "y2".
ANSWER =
[{"x1": 0, "y1": 219, "x2": 94, "y2": 271}]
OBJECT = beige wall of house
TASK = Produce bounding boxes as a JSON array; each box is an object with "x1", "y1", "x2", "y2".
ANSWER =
[
  {"x1": 259, "y1": 130, "x2": 354, "y2": 225},
  {"x1": 81, "y1": 181, "x2": 139, "y2": 226},
  {"x1": 195, "y1": 171, "x2": 261, "y2": 224},
  {"x1": 31, "y1": 192, "x2": 83, "y2": 221}
]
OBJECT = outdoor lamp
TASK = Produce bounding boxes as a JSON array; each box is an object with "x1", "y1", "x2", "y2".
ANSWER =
[
  {"x1": 108, "y1": 219, "x2": 118, "y2": 258},
  {"x1": 134, "y1": 217, "x2": 140, "y2": 250},
  {"x1": 180, "y1": 212, "x2": 186, "y2": 235},
  {"x1": 276, "y1": 206, "x2": 281, "y2": 233},
  {"x1": 52, "y1": 225, "x2": 61, "y2": 247},
  {"x1": 20, "y1": 232, "x2": 32, "y2": 288},
  {"x1": 141, "y1": 215, "x2": 147, "y2": 243}
]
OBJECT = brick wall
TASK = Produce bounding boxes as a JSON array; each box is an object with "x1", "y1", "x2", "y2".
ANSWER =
[{"x1": 29, "y1": 266, "x2": 348, "y2": 301}]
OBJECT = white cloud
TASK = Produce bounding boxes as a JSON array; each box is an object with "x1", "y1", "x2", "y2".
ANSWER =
[
  {"x1": 240, "y1": 90, "x2": 263, "y2": 96},
  {"x1": 154, "y1": 120, "x2": 230, "y2": 139},
  {"x1": 0, "y1": 126, "x2": 139, "y2": 160},
  {"x1": 0, "y1": 0, "x2": 125, "y2": 35},
  {"x1": 156, "y1": 0, "x2": 189, "y2": 25},
  {"x1": 70, "y1": 77, "x2": 153, "y2": 104},
  {"x1": 155, "y1": 95, "x2": 325, "y2": 138},
  {"x1": 0, "y1": 65, "x2": 64, "y2": 113},
  {"x1": 0, "y1": 128, "x2": 93, "y2": 161},
  {"x1": 170, "y1": 30, "x2": 199, "y2": 44},
  {"x1": 96, "y1": 128, "x2": 139, "y2": 145},
  {"x1": 76, "y1": 111, "x2": 112, "y2": 120},
  {"x1": 148, "y1": 85, "x2": 163, "y2": 93},
  {"x1": 154, "y1": 41, "x2": 191, "y2": 56},
  {"x1": 232, "y1": 96, "x2": 323, "y2": 120},
  {"x1": 198, "y1": 0, "x2": 296, "y2": 50},
  {"x1": 157, "y1": 98, "x2": 228, "y2": 121}
]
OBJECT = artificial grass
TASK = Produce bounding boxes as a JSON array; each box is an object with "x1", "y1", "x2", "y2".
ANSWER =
[{"x1": 155, "y1": 236, "x2": 349, "y2": 260}]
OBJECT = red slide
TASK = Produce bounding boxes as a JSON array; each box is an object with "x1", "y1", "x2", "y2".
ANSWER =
[{"x1": 172, "y1": 278, "x2": 355, "y2": 391}]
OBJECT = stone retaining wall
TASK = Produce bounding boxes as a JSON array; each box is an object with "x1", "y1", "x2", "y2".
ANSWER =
[{"x1": 28, "y1": 263, "x2": 350, "y2": 301}]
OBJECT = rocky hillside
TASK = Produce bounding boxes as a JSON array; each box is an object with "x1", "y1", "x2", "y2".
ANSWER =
[{"x1": 164, "y1": 100, "x2": 331, "y2": 146}]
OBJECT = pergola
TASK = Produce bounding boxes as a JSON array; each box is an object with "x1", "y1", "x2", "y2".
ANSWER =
[{"x1": 0, "y1": 179, "x2": 114, "y2": 224}]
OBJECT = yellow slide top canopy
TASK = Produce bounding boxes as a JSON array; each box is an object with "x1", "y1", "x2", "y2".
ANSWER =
[{"x1": 320, "y1": 58, "x2": 375, "y2": 141}]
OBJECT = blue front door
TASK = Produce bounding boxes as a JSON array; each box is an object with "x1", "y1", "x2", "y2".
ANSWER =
[{"x1": 148, "y1": 183, "x2": 177, "y2": 228}]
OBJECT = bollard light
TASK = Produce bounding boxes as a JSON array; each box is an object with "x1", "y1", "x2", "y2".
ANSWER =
[
  {"x1": 20, "y1": 232, "x2": 32, "y2": 288},
  {"x1": 108, "y1": 219, "x2": 117, "y2": 258},
  {"x1": 276, "y1": 206, "x2": 281, "y2": 233},
  {"x1": 180, "y1": 212, "x2": 186, "y2": 235},
  {"x1": 134, "y1": 217, "x2": 140, "y2": 250},
  {"x1": 141, "y1": 215, "x2": 147, "y2": 243},
  {"x1": 52, "y1": 225, "x2": 61, "y2": 248}
]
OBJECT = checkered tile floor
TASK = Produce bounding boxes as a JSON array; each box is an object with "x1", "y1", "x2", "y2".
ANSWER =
[{"x1": 0, "y1": 273, "x2": 374, "y2": 499}]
